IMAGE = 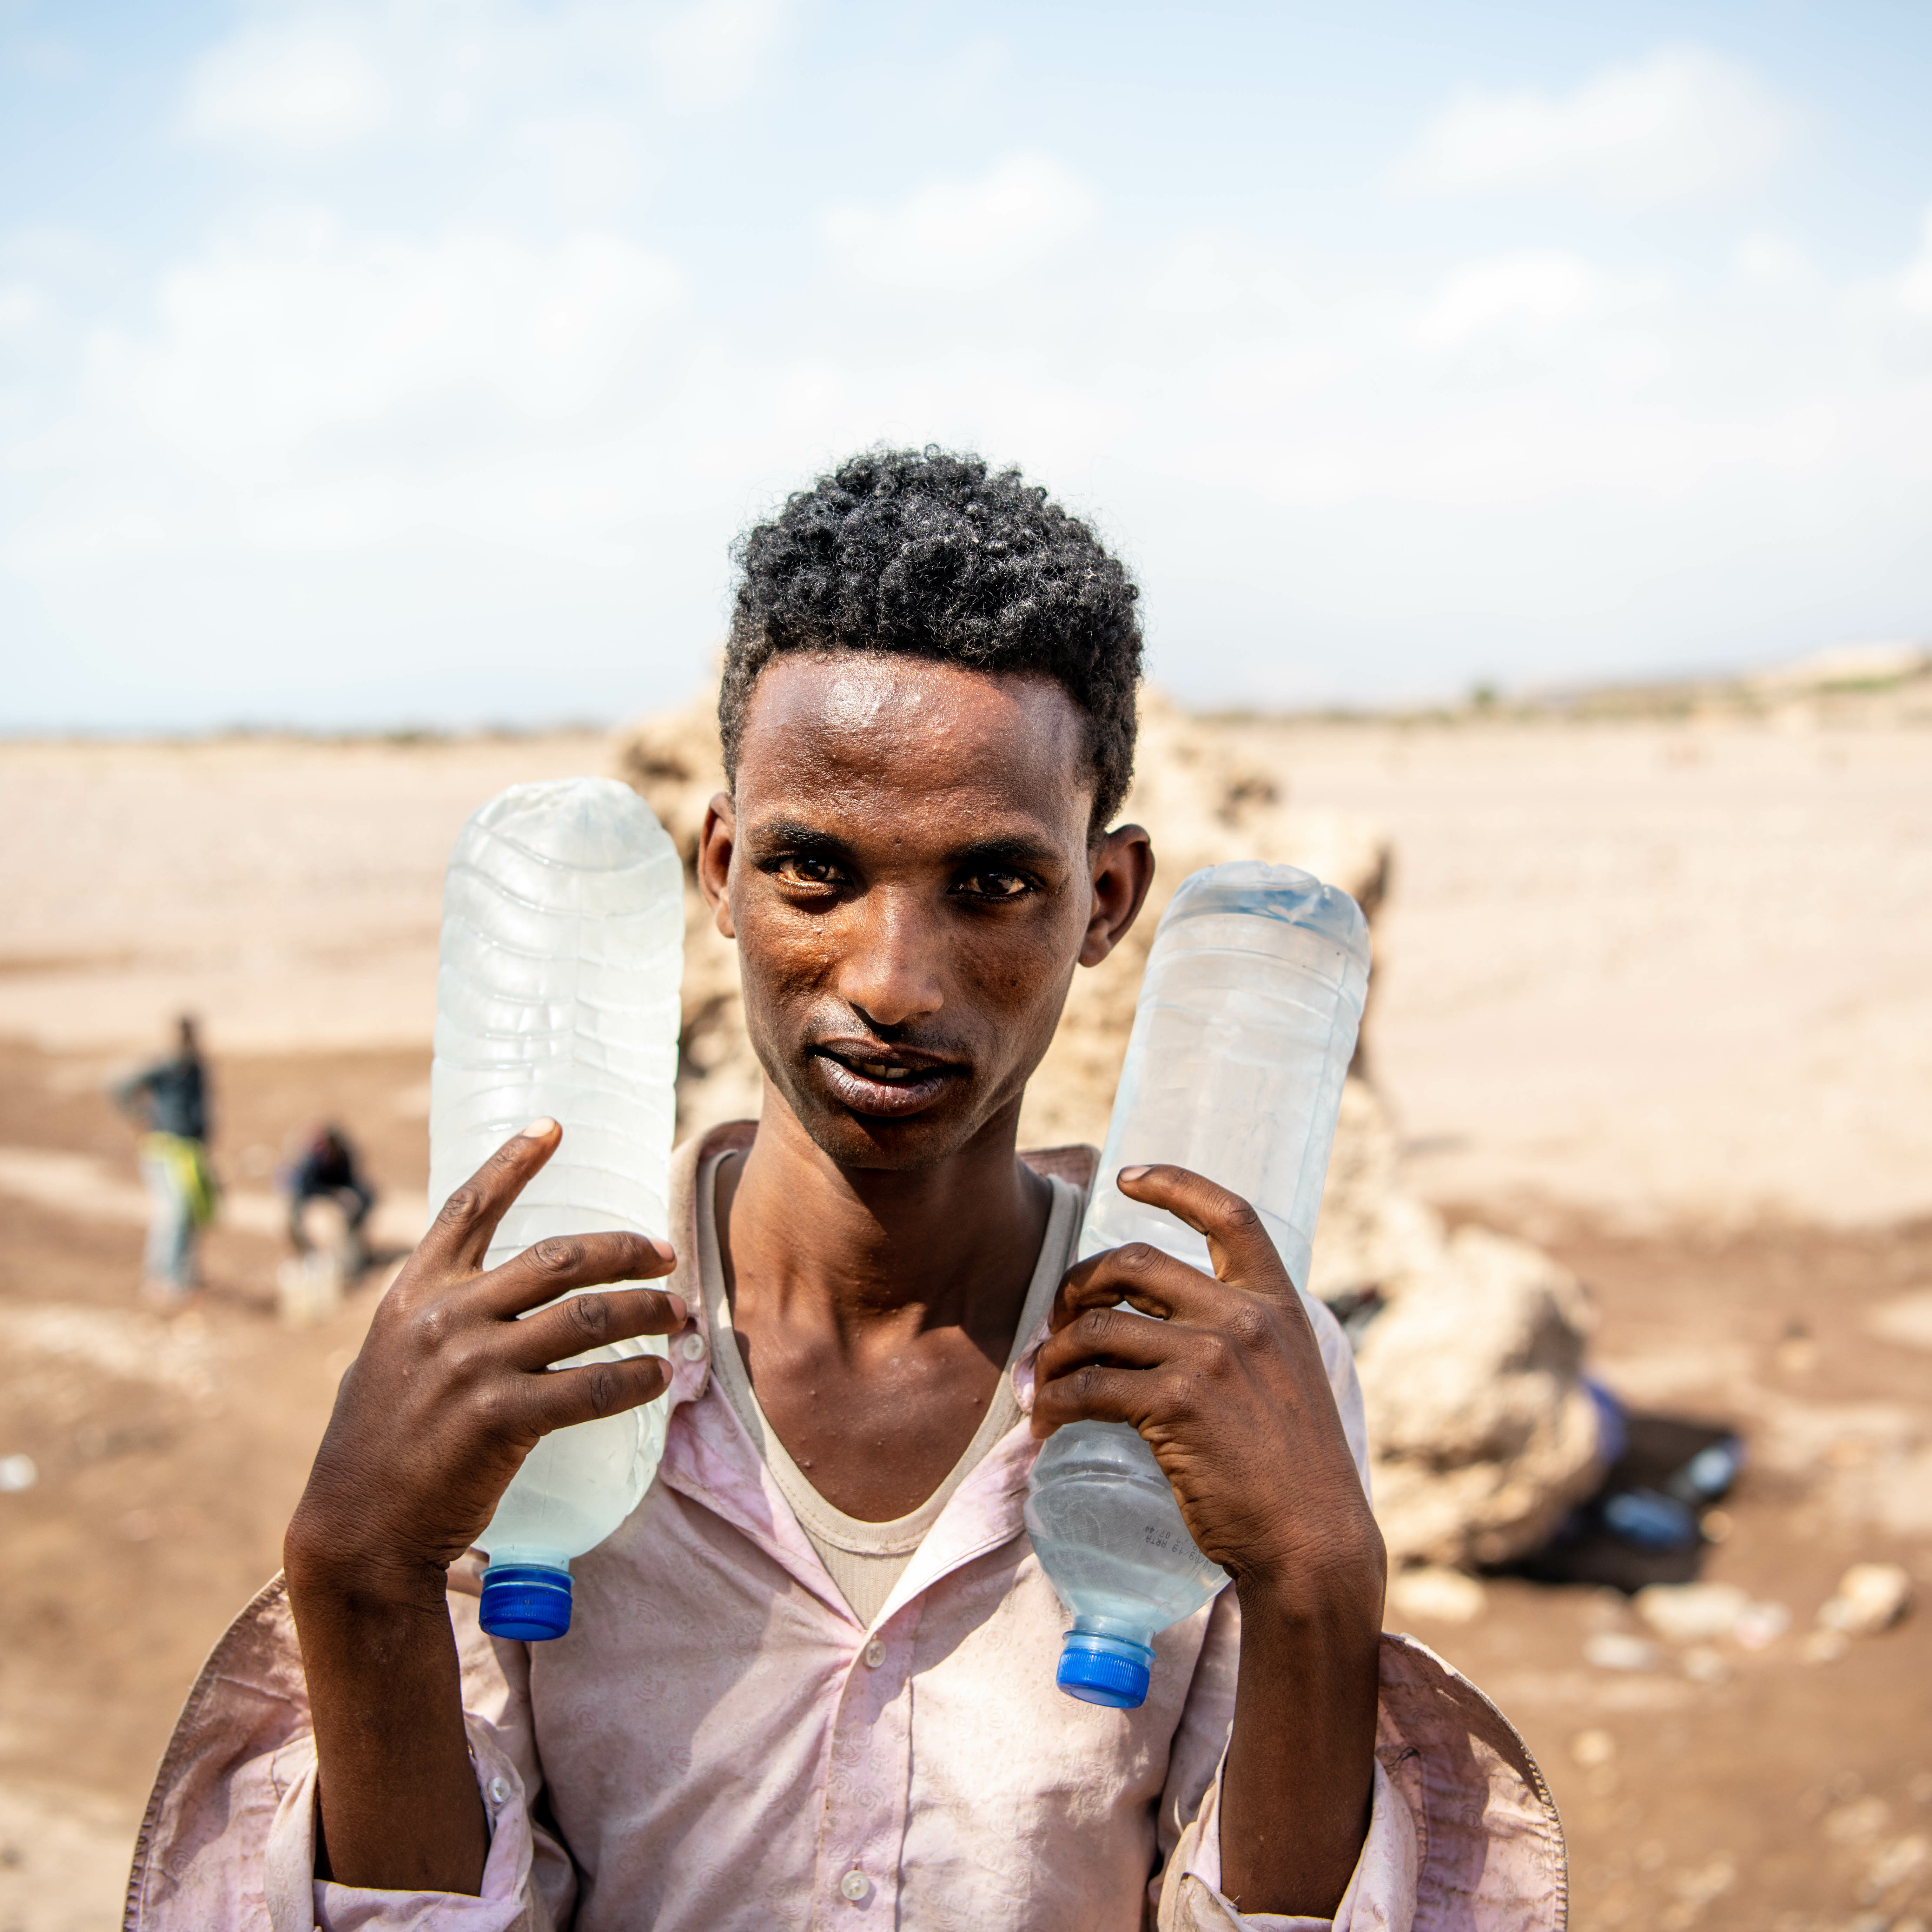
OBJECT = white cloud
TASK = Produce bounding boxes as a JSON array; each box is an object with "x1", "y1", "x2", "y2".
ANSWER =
[
  {"x1": 1732, "y1": 231, "x2": 1814, "y2": 289},
  {"x1": 1413, "y1": 253, "x2": 1614, "y2": 348},
  {"x1": 183, "y1": 27, "x2": 392, "y2": 150},
  {"x1": 1144, "y1": 237, "x2": 1249, "y2": 316},
  {"x1": 653, "y1": 0, "x2": 789, "y2": 110},
  {"x1": 1400, "y1": 47, "x2": 1795, "y2": 208},
  {"x1": 130, "y1": 217, "x2": 681, "y2": 464},
  {"x1": 1, "y1": 215, "x2": 689, "y2": 583},
  {"x1": 1902, "y1": 207, "x2": 1932, "y2": 317},
  {"x1": 0, "y1": 284, "x2": 44, "y2": 328},
  {"x1": 822, "y1": 154, "x2": 1097, "y2": 293},
  {"x1": 513, "y1": 116, "x2": 655, "y2": 224}
]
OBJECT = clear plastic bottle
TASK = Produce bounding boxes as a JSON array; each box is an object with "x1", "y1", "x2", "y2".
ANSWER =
[
  {"x1": 1025, "y1": 862, "x2": 1371, "y2": 1707},
  {"x1": 429, "y1": 778, "x2": 683, "y2": 1641}
]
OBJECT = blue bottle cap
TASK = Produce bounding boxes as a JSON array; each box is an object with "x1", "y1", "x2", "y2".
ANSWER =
[
  {"x1": 1056, "y1": 1630, "x2": 1153, "y2": 1709},
  {"x1": 479, "y1": 1562, "x2": 573, "y2": 1641}
]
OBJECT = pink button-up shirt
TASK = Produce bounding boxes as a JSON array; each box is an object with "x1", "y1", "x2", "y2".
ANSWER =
[{"x1": 126, "y1": 1128, "x2": 1566, "y2": 1932}]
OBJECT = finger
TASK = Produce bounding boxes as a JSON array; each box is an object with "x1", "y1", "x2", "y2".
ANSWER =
[
  {"x1": 422, "y1": 1119, "x2": 561, "y2": 1273},
  {"x1": 1030, "y1": 1359, "x2": 1183, "y2": 1438},
  {"x1": 1051, "y1": 1239, "x2": 1225, "y2": 1329},
  {"x1": 505, "y1": 1285, "x2": 689, "y2": 1370},
  {"x1": 1034, "y1": 1303, "x2": 1177, "y2": 1383},
  {"x1": 523, "y1": 1351, "x2": 674, "y2": 1434},
  {"x1": 478, "y1": 1229, "x2": 677, "y2": 1317},
  {"x1": 1114, "y1": 1165, "x2": 1289, "y2": 1290}
]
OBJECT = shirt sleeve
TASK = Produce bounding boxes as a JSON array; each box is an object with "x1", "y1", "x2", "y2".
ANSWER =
[
  {"x1": 262, "y1": 1714, "x2": 559, "y2": 1932},
  {"x1": 1155, "y1": 1756, "x2": 1419, "y2": 1932},
  {"x1": 1154, "y1": 1624, "x2": 1564, "y2": 1932},
  {"x1": 127, "y1": 1567, "x2": 578, "y2": 1932}
]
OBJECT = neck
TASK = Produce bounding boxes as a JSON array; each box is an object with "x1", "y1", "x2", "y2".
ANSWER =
[{"x1": 719, "y1": 1080, "x2": 1051, "y2": 1347}]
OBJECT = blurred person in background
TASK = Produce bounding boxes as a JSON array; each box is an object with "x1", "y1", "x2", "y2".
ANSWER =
[
  {"x1": 111, "y1": 1014, "x2": 216, "y2": 1310},
  {"x1": 283, "y1": 1124, "x2": 378, "y2": 1277}
]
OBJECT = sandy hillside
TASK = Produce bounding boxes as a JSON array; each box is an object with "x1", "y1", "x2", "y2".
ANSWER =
[{"x1": 2, "y1": 714, "x2": 1930, "y2": 1932}]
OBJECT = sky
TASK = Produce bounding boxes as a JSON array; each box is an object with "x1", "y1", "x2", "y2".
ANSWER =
[{"x1": 2, "y1": 0, "x2": 1931, "y2": 731}]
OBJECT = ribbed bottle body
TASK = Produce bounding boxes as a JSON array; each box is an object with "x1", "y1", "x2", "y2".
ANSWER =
[
  {"x1": 1080, "y1": 862, "x2": 1370, "y2": 1290},
  {"x1": 1027, "y1": 862, "x2": 1370, "y2": 1705},
  {"x1": 428, "y1": 778, "x2": 683, "y2": 1621}
]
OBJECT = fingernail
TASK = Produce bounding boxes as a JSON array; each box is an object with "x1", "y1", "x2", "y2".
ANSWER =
[
  {"x1": 1118, "y1": 1165, "x2": 1151, "y2": 1183},
  {"x1": 665, "y1": 1293, "x2": 688, "y2": 1324},
  {"x1": 519, "y1": 1118, "x2": 558, "y2": 1139}
]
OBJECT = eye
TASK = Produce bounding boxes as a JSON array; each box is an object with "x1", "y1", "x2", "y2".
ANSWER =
[
  {"x1": 772, "y1": 854, "x2": 847, "y2": 888},
  {"x1": 955, "y1": 870, "x2": 1033, "y2": 901}
]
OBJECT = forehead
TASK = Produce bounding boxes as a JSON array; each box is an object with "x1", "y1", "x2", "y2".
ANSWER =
[{"x1": 735, "y1": 653, "x2": 1092, "y2": 830}]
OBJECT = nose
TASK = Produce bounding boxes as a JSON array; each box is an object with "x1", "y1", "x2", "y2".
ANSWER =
[{"x1": 836, "y1": 887, "x2": 945, "y2": 1031}]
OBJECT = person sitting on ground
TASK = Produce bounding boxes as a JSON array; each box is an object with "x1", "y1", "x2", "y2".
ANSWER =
[
  {"x1": 130, "y1": 449, "x2": 1563, "y2": 1931},
  {"x1": 111, "y1": 1014, "x2": 215, "y2": 1310},
  {"x1": 284, "y1": 1124, "x2": 378, "y2": 1273}
]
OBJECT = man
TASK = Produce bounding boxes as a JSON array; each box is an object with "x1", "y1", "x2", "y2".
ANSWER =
[
  {"x1": 112, "y1": 1014, "x2": 215, "y2": 1309},
  {"x1": 132, "y1": 451, "x2": 1562, "y2": 1929},
  {"x1": 284, "y1": 1124, "x2": 378, "y2": 1275}
]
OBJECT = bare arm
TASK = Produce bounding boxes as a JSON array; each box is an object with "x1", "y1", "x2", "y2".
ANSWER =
[
  {"x1": 1031, "y1": 1166, "x2": 1385, "y2": 1918},
  {"x1": 283, "y1": 1120, "x2": 685, "y2": 1894}
]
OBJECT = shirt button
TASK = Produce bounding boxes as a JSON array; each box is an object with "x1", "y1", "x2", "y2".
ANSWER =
[
  {"x1": 840, "y1": 1870, "x2": 870, "y2": 1903},
  {"x1": 678, "y1": 1332, "x2": 707, "y2": 1362},
  {"x1": 863, "y1": 1639, "x2": 886, "y2": 1669},
  {"x1": 487, "y1": 1775, "x2": 511, "y2": 1806}
]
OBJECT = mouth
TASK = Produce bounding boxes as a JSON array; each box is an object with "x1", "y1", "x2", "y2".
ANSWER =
[{"x1": 810, "y1": 1043, "x2": 962, "y2": 1119}]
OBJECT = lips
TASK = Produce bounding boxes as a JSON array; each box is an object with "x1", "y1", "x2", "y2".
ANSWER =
[{"x1": 810, "y1": 1044, "x2": 961, "y2": 1119}]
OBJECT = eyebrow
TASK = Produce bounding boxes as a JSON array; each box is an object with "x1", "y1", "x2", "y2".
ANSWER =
[
  {"x1": 948, "y1": 834, "x2": 1064, "y2": 873},
  {"x1": 745, "y1": 819, "x2": 1064, "y2": 873},
  {"x1": 745, "y1": 817, "x2": 852, "y2": 856}
]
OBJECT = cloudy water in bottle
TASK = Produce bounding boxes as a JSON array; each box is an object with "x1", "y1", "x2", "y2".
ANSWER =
[
  {"x1": 1025, "y1": 862, "x2": 1370, "y2": 1707},
  {"x1": 429, "y1": 778, "x2": 683, "y2": 1641}
]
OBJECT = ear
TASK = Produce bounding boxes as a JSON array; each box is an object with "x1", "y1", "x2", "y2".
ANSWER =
[
  {"x1": 697, "y1": 792, "x2": 739, "y2": 940},
  {"x1": 1079, "y1": 823, "x2": 1154, "y2": 968}
]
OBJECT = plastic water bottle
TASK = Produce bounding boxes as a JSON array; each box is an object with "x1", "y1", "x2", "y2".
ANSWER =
[
  {"x1": 429, "y1": 778, "x2": 683, "y2": 1641},
  {"x1": 1025, "y1": 862, "x2": 1370, "y2": 1707}
]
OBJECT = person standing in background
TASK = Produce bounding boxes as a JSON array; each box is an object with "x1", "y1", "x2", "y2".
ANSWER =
[{"x1": 112, "y1": 1015, "x2": 216, "y2": 1310}]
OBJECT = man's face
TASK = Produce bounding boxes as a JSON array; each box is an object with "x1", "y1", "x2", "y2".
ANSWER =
[{"x1": 698, "y1": 652, "x2": 1150, "y2": 1171}]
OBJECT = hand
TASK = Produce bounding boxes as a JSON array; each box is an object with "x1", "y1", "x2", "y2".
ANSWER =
[
  {"x1": 285, "y1": 1118, "x2": 686, "y2": 1609},
  {"x1": 1030, "y1": 1163, "x2": 1382, "y2": 1600},
  {"x1": 1031, "y1": 1165, "x2": 1387, "y2": 1916}
]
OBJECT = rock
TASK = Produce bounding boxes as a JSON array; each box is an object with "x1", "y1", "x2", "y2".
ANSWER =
[
  {"x1": 1819, "y1": 1562, "x2": 1913, "y2": 1635},
  {"x1": 1681, "y1": 1646, "x2": 1732, "y2": 1684},
  {"x1": 1386, "y1": 1566, "x2": 1488, "y2": 1624},
  {"x1": 1636, "y1": 1582, "x2": 1752, "y2": 1645},
  {"x1": 612, "y1": 686, "x2": 1605, "y2": 1576},
  {"x1": 1800, "y1": 1628, "x2": 1850, "y2": 1666},
  {"x1": 1863, "y1": 1834, "x2": 1932, "y2": 1900},
  {"x1": 1584, "y1": 1632, "x2": 1662, "y2": 1672},
  {"x1": 613, "y1": 690, "x2": 766, "y2": 1138},
  {"x1": 1826, "y1": 1797, "x2": 1894, "y2": 1846},
  {"x1": 1354, "y1": 1225, "x2": 1606, "y2": 1569},
  {"x1": 1734, "y1": 1599, "x2": 1790, "y2": 1649}
]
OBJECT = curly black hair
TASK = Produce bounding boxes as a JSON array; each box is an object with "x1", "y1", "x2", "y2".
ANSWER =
[{"x1": 721, "y1": 446, "x2": 1143, "y2": 833}]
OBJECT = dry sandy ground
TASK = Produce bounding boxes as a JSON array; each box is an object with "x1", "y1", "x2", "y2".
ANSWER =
[{"x1": 1, "y1": 717, "x2": 1928, "y2": 1931}]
